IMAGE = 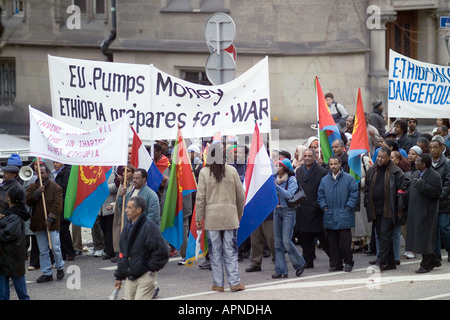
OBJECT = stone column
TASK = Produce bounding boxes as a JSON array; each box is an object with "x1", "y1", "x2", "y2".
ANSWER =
[{"x1": 367, "y1": 1, "x2": 396, "y2": 110}]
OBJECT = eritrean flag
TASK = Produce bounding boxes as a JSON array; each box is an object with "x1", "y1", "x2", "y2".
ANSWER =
[
  {"x1": 348, "y1": 89, "x2": 370, "y2": 181},
  {"x1": 160, "y1": 127, "x2": 197, "y2": 250},
  {"x1": 315, "y1": 77, "x2": 341, "y2": 164},
  {"x1": 64, "y1": 165, "x2": 113, "y2": 228}
]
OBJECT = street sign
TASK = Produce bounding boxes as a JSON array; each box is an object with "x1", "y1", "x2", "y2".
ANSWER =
[
  {"x1": 205, "y1": 50, "x2": 236, "y2": 86},
  {"x1": 204, "y1": 12, "x2": 236, "y2": 51},
  {"x1": 440, "y1": 16, "x2": 450, "y2": 29},
  {"x1": 204, "y1": 12, "x2": 237, "y2": 85}
]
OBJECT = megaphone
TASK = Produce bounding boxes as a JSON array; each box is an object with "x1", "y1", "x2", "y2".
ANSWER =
[{"x1": 19, "y1": 166, "x2": 34, "y2": 181}]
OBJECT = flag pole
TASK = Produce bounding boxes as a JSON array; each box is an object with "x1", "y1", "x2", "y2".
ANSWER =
[
  {"x1": 36, "y1": 160, "x2": 52, "y2": 250},
  {"x1": 315, "y1": 77, "x2": 321, "y2": 159},
  {"x1": 120, "y1": 165, "x2": 128, "y2": 233}
]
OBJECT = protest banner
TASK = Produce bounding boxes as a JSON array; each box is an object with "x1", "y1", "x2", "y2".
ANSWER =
[
  {"x1": 48, "y1": 55, "x2": 271, "y2": 141},
  {"x1": 388, "y1": 49, "x2": 450, "y2": 118},
  {"x1": 29, "y1": 106, "x2": 129, "y2": 166}
]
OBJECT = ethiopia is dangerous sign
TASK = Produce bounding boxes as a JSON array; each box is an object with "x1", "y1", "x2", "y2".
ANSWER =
[
  {"x1": 388, "y1": 50, "x2": 450, "y2": 118},
  {"x1": 48, "y1": 55, "x2": 271, "y2": 141}
]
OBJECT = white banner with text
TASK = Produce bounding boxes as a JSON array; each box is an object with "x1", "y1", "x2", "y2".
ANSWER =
[{"x1": 48, "y1": 55, "x2": 271, "y2": 141}]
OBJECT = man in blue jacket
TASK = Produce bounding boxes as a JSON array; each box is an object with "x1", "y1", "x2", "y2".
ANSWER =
[{"x1": 318, "y1": 156, "x2": 359, "y2": 272}]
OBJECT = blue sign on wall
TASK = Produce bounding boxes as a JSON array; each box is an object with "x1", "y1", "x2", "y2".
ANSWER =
[{"x1": 441, "y1": 16, "x2": 450, "y2": 28}]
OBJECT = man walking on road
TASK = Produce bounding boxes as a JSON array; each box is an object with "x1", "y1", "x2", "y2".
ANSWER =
[{"x1": 114, "y1": 196, "x2": 168, "y2": 300}]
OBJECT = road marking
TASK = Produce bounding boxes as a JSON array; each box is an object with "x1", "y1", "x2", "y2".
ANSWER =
[{"x1": 418, "y1": 293, "x2": 450, "y2": 300}]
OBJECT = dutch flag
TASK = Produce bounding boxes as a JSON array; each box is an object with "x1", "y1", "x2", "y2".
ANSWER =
[
  {"x1": 237, "y1": 123, "x2": 278, "y2": 246},
  {"x1": 130, "y1": 127, "x2": 164, "y2": 193}
]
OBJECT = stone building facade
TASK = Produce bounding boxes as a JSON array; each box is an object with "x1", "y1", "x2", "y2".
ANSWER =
[{"x1": 0, "y1": 0, "x2": 449, "y2": 138}]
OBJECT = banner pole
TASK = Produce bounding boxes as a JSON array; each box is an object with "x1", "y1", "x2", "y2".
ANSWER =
[
  {"x1": 36, "y1": 160, "x2": 52, "y2": 250},
  {"x1": 120, "y1": 165, "x2": 128, "y2": 233}
]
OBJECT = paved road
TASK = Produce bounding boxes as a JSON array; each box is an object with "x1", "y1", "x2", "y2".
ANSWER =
[{"x1": 20, "y1": 242, "x2": 450, "y2": 303}]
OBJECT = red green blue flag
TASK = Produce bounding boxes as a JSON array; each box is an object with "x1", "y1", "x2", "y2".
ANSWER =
[
  {"x1": 348, "y1": 88, "x2": 370, "y2": 181},
  {"x1": 160, "y1": 127, "x2": 197, "y2": 250},
  {"x1": 315, "y1": 77, "x2": 341, "y2": 164},
  {"x1": 64, "y1": 165, "x2": 113, "y2": 228}
]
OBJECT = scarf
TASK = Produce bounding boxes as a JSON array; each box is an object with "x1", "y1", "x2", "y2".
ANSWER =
[{"x1": 276, "y1": 173, "x2": 288, "y2": 185}]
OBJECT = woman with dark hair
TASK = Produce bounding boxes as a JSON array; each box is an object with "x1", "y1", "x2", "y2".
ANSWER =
[
  {"x1": 272, "y1": 158, "x2": 306, "y2": 279},
  {"x1": 0, "y1": 186, "x2": 30, "y2": 300},
  {"x1": 195, "y1": 143, "x2": 246, "y2": 292}
]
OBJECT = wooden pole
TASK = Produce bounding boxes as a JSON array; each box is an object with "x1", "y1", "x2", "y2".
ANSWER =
[
  {"x1": 120, "y1": 165, "x2": 128, "y2": 233},
  {"x1": 36, "y1": 161, "x2": 52, "y2": 250}
]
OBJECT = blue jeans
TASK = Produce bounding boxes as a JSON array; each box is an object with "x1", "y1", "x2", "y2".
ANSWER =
[
  {"x1": 0, "y1": 274, "x2": 29, "y2": 300},
  {"x1": 273, "y1": 207, "x2": 305, "y2": 275},
  {"x1": 35, "y1": 230, "x2": 65, "y2": 276},
  {"x1": 435, "y1": 213, "x2": 450, "y2": 257},
  {"x1": 207, "y1": 229, "x2": 241, "y2": 287}
]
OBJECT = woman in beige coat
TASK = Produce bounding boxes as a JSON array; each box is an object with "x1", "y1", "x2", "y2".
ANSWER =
[{"x1": 195, "y1": 143, "x2": 245, "y2": 293}]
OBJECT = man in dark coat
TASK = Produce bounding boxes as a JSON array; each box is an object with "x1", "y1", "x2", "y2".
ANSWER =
[
  {"x1": 295, "y1": 148, "x2": 330, "y2": 268},
  {"x1": 405, "y1": 154, "x2": 442, "y2": 273},
  {"x1": 114, "y1": 196, "x2": 169, "y2": 300},
  {"x1": 364, "y1": 146, "x2": 405, "y2": 271},
  {"x1": 26, "y1": 164, "x2": 65, "y2": 283}
]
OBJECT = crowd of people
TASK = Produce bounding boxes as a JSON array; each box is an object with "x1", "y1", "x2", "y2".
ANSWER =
[{"x1": 1, "y1": 95, "x2": 450, "y2": 300}]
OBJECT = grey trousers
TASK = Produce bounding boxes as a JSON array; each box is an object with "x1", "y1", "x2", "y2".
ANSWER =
[{"x1": 207, "y1": 229, "x2": 241, "y2": 287}]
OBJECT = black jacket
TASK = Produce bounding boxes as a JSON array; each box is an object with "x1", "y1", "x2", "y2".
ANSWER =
[
  {"x1": 115, "y1": 213, "x2": 168, "y2": 281},
  {"x1": 0, "y1": 204, "x2": 28, "y2": 277},
  {"x1": 295, "y1": 162, "x2": 328, "y2": 233}
]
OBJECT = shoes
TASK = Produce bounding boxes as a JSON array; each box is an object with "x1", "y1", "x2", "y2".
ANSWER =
[
  {"x1": 178, "y1": 258, "x2": 186, "y2": 266},
  {"x1": 212, "y1": 285, "x2": 224, "y2": 292},
  {"x1": 238, "y1": 251, "x2": 250, "y2": 262},
  {"x1": 87, "y1": 249, "x2": 104, "y2": 257},
  {"x1": 111, "y1": 256, "x2": 118, "y2": 262},
  {"x1": 74, "y1": 250, "x2": 83, "y2": 256},
  {"x1": 245, "y1": 265, "x2": 261, "y2": 272},
  {"x1": 329, "y1": 265, "x2": 344, "y2": 272},
  {"x1": 404, "y1": 252, "x2": 415, "y2": 259},
  {"x1": 102, "y1": 254, "x2": 113, "y2": 260},
  {"x1": 152, "y1": 286, "x2": 159, "y2": 299},
  {"x1": 380, "y1": 264, "x2": 396, "y2": 271},
  {"x1": 263, "y1": 249, "x2": 270, "y2": 258},
  {"x1": 395, "y1": 260, "x2": 401, "y2": 265},
  {"x1": 199, "y1": 260, "x2": 211, "y2": 270},
  {"x1": 415, "y1": 267, "x2": 430, "y2": 274},
  {"x1": 429, "y1": 261, "x2": 441, "y2": 270},
  {"x1": 363, "y1": 249, "x2": 376, "y2": 255},
  {"x1": 344, "y1": 263, "x2": 354, "y2": 272},
  {"x1": 67, "y1": 254, "x2": 76, "y2": 261},
  {"x1": 230, "y1": 283, "x2": 245, "y2": 292},
  {"x1": 169, "y1": 248, "x2": 179, "y2": 257},
  {"x1": 369, "y1": 259, "x2": 377, "y2": 265},
  {"x1": 296, "y1": 266, "x2": 305, "y2": 277},
  {"x1": 28, "y1": 266, "x2": 37, "y2": 271},
  {"x1": 36, "y1": 275, "x2": 53, "y2": 283},
  {"x1": 57, "y1": 269, "x2": 65, "y2": 280},
  {"x1": 272, "y1": 273, "x2": 288, "y2": 279}
]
